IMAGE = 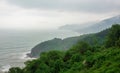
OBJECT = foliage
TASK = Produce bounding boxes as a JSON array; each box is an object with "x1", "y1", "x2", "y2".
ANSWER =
[
  {"x1": 30, "y1": 25, "x2": 109, "y2": 57},
  {"x1": 105, "y1": 24, "x2": 120, "y2": 48},
  {"x1": 8, "y1": 24, "x2": 120, "y2": 73},
  {"x1": 8, "y1": 67, "x2": 23, "y2": 73}
]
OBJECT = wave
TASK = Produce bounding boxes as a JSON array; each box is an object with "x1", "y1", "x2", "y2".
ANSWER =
[
  {"x1": 20, "y1": 51, "x2": 36, "y2": 60},
  {"x1": 1, "y1": 65, "x2": 11, "y2": 72},
  {"x1": 0, "y1": 51, "x2": 36, "y2": 72}
]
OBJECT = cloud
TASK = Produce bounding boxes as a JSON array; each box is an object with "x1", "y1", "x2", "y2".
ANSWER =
[
  {"x1": 0, "y1": 0, "x2": 120, "y2": 30},
  {"x1": 7, "y1": 0, "x2": 120, "y2": 13}
]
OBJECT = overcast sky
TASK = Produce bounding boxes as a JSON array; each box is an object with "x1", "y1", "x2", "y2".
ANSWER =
[{"x1": 0, "y1": 0, "x2": 120, "y2": 30}]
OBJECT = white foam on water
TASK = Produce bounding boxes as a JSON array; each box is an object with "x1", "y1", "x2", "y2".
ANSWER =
[
  {"x1": 20, "y1": 51, "x2": 36, "y2": 60},
  {"x1": 0, "y1": 52, "x2": 36, "y2": 72},
  {"x1": 1, "y1": 65, "x2": 11, "y2": 72}
]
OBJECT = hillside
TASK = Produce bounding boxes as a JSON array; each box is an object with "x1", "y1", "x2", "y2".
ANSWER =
[
  {"x1": 28, "y1": 26, "x2": 109, "y2": 57},
  {"x1": 8, "y1": 24, "x2": 120, "y2": 73},
  {"x1": 60, "y1": 15, "x2": 120, "y2": 34}
]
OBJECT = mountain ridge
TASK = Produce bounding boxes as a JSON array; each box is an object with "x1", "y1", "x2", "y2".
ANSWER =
[
  {"x1": 28, "y1": 15, "x2": 120, "y2": 57},
  {"x1": 28, "y1": 28, "x2": 109, "y2": 57},
  {"x1": 8, "y1": 24, "x2": 120, "y2": 73},
  {"x1": 60, "y1": 15, "x2": 120, "y2": 33}
]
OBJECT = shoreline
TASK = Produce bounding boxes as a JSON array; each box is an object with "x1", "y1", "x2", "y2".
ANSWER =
[
  {"x1": 26, "y1": 53, "x2": 38, "y2": 59},
  {"x1": 0, "y1": 52, "x2": 36, "y2": 73}
]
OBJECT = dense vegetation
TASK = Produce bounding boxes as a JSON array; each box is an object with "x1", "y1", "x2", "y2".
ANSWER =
[
  {"x1": 8, "y1": 24, "x2": 120, "y2": 73},
  {"x1": 30, "y1": 26, "x2": 109, "y2": 57}
]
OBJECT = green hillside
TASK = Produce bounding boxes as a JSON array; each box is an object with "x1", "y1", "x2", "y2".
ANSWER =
[
  {"x1": 8, "y1": 24, "x2": 120, "y2": 73},
  {"x1": 29, "y1": 26, "x2": 109, "y2": 57}
]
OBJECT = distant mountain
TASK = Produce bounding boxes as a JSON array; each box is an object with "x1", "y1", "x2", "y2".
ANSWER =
[
  {"x1": 59, "y1": 22, "x2": 96, "y2": 32},
  {"x1": 28, "y1": 15, "x2": 120, "y2": 57},
  {"x1": 60, "y1": 15, "x2": 120, "y2": 34},
  {"x1": 28, "y1": 28, "x2": 109, "y2": 57}
]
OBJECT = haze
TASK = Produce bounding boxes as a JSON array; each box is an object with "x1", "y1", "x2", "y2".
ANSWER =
[{"x1": 0, "y1": 0, "x2": 120, "y2": 30}]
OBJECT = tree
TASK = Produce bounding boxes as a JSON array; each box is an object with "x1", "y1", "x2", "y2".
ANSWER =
[
  {"x1": 8, "y1": 67, "x2": 23, "y2": 73},
  {"x1": 115, "y1": 37, "x2": 120, "y2": 47},
  {"x1": 105, "y1": 24, "x2": 120, "y2": 48},
  {"x1": 74, "y1": 41, "x2": 91, "y2": 54},
  {"x1": 70, "y1": 53, "x2": 81, "y2": 62}
]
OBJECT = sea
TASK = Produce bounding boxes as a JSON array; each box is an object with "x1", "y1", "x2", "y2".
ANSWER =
[{"x1": 0, "y1": 29, "x2": 80, "y2": 72}]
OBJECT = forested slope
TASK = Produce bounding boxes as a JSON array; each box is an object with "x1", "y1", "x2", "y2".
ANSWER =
[{"x1": 8, "y1": 24, "x2": 120, "y2": 73}]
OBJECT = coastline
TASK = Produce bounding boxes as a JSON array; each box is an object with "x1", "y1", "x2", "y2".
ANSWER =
[
  {"x1": 0, "y1": 29, "x2": 80, "y2": 73},
  {"x1": 0, "y1": 52, "x2": 36, "y2": 73},
  {"x1": 26, "y1": 52, "x2": 37, "y2": 59}
]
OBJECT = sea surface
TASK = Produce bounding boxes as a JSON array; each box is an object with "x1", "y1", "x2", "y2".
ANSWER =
[{"x1": 0, "y1": 29, "x2": 80, "y2": 72}]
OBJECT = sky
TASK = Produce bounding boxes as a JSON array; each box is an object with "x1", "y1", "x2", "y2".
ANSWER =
[{"x1": 0, "y1": 0, "x2": 120, "y2": 30}]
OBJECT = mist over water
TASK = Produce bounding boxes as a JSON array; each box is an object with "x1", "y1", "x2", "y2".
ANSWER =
[{"x1": 0, "y1": 29, "x2": 80, "y2": 72}]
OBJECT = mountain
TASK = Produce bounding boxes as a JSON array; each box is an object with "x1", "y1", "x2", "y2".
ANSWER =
[
  {"x1": 59, "y1": 22, "x2": 96, "y2": 33},
  {"x1": 9, "y1": 24, "x2": 120, "y2": 73},
  {"x1": 60, "y1": 15, "x2": 120, "y2": 34},
  {"x1": 28, "y1": 15, "x2": 120, "y2": 57},
  {"x1": 28, "y1": 28, "x2": 109, "y2": 57}
]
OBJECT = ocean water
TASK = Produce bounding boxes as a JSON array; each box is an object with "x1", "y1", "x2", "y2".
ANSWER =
[{"x1": 0, "y1": 29, "x2": 80, "y2": 72}]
